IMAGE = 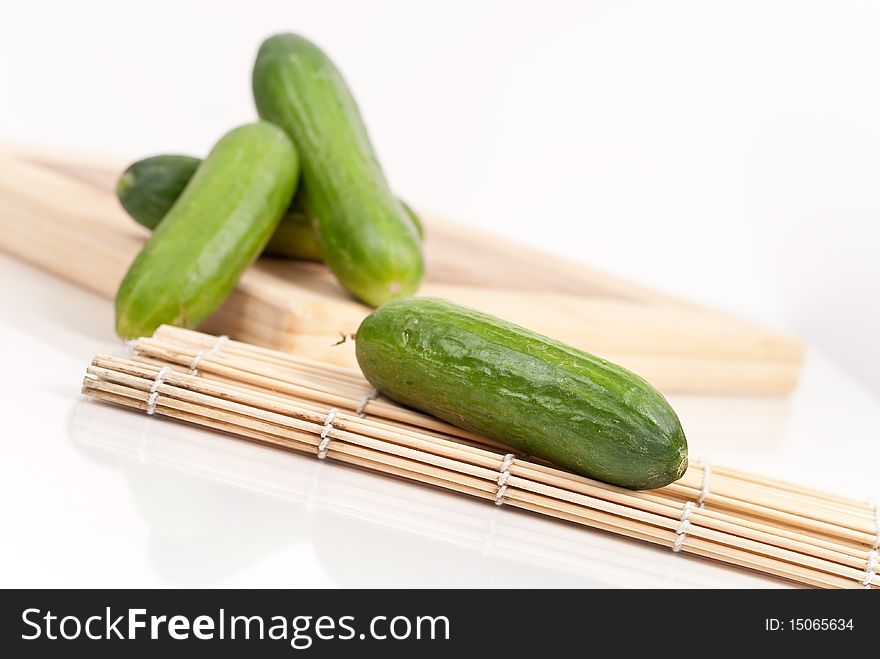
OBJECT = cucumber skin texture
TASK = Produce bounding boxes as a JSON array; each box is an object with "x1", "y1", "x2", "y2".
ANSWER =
[
  {"x1": 355, "y1": 298, "x2": 688, "y2": 489},
  {"x1": 115, "y1": 122, "x2": 299, "y2": 339},
  {"x1": 253, "y1": 33, "x2": 424, "y2": 307},
  {"x1": 116, "y1": 155, "x2": 422, "y2": 263}
]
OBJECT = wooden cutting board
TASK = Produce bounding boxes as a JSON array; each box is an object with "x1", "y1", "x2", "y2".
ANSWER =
[{"x1": 0, "y1": 145, "x2": 803, "y2": 394}]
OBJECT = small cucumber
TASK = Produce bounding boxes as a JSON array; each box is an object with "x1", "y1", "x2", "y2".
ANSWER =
[
  {"x1": 116, "y1": 154, "x2": 321, "y2": 262},
  {"x1": 115, "y1": 122, "x2": 299, "y2": 339},
  {"x1": 264, "y1": 207, "x2": 324, "y2": 261},
  {"x1": 355, "y1": 298, "x2": 688, "y2": 489},
  {"x1": 253, "y1": 33, "x2": 424, "y2": 306},
  {"x1": 116, "y1": 154, "x2": 422, "y2": 263},
  {"x1": 116, "y1": 155, "x2": 200, "y2": 230}
]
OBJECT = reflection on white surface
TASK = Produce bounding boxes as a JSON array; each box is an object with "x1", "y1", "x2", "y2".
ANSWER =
[{"x1": 71, "y1": 399, "x2": 784, "y2": 589}]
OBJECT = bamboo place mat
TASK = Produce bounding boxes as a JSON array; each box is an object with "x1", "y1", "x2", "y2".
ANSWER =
[
  {"x1": 0, "y1": 147, "x2": 804, "y2": 394},
  {"x1": 70, "y1": 400, "x2": 778, "y2": 588},
  {"x1": 80, "y1": 326, "x2": 878, "y2": 589}
]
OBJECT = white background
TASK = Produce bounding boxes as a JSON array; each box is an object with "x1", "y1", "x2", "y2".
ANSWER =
[{"x1": 1, "y1": 0, "x2": 878, "y2": 588}]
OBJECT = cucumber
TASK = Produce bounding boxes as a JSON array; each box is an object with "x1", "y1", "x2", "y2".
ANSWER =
[
  {"x1": 355, "y1": 298, "x2": 688, "y2": 489},
  {"x1": 264, "y1": 207, "x2": 324, "y2": 261},
  {"x1": 116, "y1": 155, "x2": 199, "y2": 230},
  {"x1": 116, "y1": 154, "x2": 321, "y2": 261},
  {"x1": 253, "y1": 33, "x2": 424, "y2": 307},
  {"x1": 269, "y1": 199, "x2": 421, "y2": 261},
  {"x1": 115, "y1": 122, "x2": 299, "y2": 339},
  {"x1": 116, "y1": 154, "x2": 422, "y2": 263}
]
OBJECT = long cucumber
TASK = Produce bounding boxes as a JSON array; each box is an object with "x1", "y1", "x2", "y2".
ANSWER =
[
  {"x1": 253, "y1": 33, "x2": 424, "y2": 306},
  {"x1": 115, "y1": 154, "x2": 422, "y2": 263},
  {"x1": 115, "y1": 122, "x2": 300, "y2": 338},
  {"x1": 356, "y1": 298, "x2": 689, "y2": 489}
]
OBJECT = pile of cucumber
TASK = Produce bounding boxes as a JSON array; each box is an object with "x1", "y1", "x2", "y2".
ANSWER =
[
  {"x1": 114, "y1": 33, "x2": 687, "y2": 490},
  {"x1": 117, "y1": 155, "x2": 422, "y2": 263},
  {"x1": 116, "y1": 34, "x2": 423, "y2": 338}
]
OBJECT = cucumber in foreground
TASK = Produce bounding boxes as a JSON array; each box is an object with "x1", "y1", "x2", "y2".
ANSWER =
[
  {"x1": 355, "y1": 298, "x2": 688, "y2": 489},
  {"x1": 253, "y1": 33, "x2": 424, "y2": 306},
  {"x1": 115, "y1": 154, "x2": 423, "y2": 263},
  {"x1": 115, "y1": 122, "x2": 299, "y2": 339}
]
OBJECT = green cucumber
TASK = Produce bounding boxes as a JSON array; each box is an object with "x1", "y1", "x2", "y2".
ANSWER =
[
  {"x1": 265, "y1": 199, "x2": 422, "y2": 261},
  {"x1": 264, "y1": 207, "x2": 324, "y2": 261},
  {"x1": 116, "y1": 155, "x2": 200, "y2": 230},
  {"x1": 253, "y1": 33, "x2": 424, "y2": 306},
  {"x1": 116, "y1": 154, "x2": 422, "y2": 263},
  {"x1": 116, "y1": 154, "x2": 321, "y2": 262},
  {"x1": 265, "y1": 199, "x2": 423, "y2": 260},
  {"x1": 355, "y1": 298, "x2": 688, "y2": 489},
  {"x1": 115, "y1": 122, "x2": 299, "y2": 339}
]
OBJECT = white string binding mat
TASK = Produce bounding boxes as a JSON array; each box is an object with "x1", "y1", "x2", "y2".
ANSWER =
[
  {"x1": 317, "y1": 408, "x2": 338, "y2": 460},
  {"x1": 697, "y1": 461, "x2": 712, "y2": 507},
  {"x1": 863, "y1": 551, "x2": 878, "y2": 588},
  {"x1": 672, "y1": 460, "x2": 707, "y2": 553},
  {"x1": 494, "y1": 453, "x2": 515, "y2": 506},
  {"x1": 356, "y1": 389, "x2": 379, "y2": 417},
  {"x1": 188, "y1": 334, "x2": 228, "y2": 375},
  {"x1": 866, "y1": 504, "x2": 880, "y2": 588},
  {"x1": 145, "y1": 366, "x2": 170, "y2": 416},
  {"x1": 672, "y1": 501, "x2": 695, "y2": 553}
]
